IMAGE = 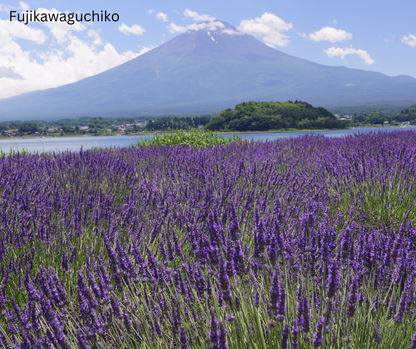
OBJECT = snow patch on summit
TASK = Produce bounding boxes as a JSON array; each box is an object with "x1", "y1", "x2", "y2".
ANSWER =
[{"x1": 207, "y1": 31, "x2": 218, "y2": 43}]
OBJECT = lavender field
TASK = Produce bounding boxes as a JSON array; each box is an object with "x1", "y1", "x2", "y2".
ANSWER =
[{"x1": 1, "y1": 131, "x2": 416, "y2": 348}]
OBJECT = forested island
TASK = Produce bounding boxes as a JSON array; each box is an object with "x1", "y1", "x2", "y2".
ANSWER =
[{"x1": 205, "y1": 101, "x2": 348, "y2": 131}]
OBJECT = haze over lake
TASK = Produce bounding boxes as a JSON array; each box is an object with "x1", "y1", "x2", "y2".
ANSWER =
[{"x1": 0, "y1": 127, "x2": 414, "y2": 153}]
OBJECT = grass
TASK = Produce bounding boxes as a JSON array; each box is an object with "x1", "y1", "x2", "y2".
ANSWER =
[
  {"x1": 0, "y1": 147, "x2": 29, "y2": 157},
  {"x1": 136, "y1": 128, "x2": 242, "y2": 147}
]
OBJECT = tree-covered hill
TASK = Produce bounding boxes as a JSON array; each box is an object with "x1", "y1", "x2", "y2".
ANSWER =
[{"x1": 205, "y1": 101, "x2": 348, "y2": 131}]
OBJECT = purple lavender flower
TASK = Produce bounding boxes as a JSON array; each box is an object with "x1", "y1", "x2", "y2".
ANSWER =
[
  {"x1": 219, "y1": 321, "x2": 227, "y2": 349},
  {"x1": 292, "y1": 325, "x2": 299, "y2": 348},
  {"x1": 24, "y1": 275, "x2": 40, "y2": 302},
  {"x1": 269, "y1": 270, "x2": 280, "y2": 317},
  {"x1": 296, "y1": 288, "x2": 304, "y2": 330},
  {"x1": 218, "y1": 259, "x2": 231, "y2": 303},
  {"x1": 373, "y1": 323, "x2": 382, "y2": 345},
  {"x1": 209, "y1": 307, "x2": 219, "y2": 349},
  {"x1": 76, "y1": 330, "x2": 91, "y2": 349},
  {"x1": 61, "y1": 252, "x2": 69, "y2": 272},
  {"x1": 234, "y1": 241, "x2": 245, "y2": 275},
  {"x1": 395, "y1": 291, "x2": 408, "y2": 323},
  {"x1": 313, "y1": 317, "x2": 324, "y2": 347},
  {"x1": 326, "y1": 261, "x2": 338, "y2": 299},
  {"x1": 281, "y1": 323, "x2": 289, "y2": 348},
  {"x1": 387, "y1": 297, "x2": 397, "y2": 320},
  {"x1": 110, "y1": 293, "x2": 122, "y2": 319},
  {"x1": 347, "y1": 279, "x2": 357, "y2": 317},
  {"x1": 409, "y1": 333, "x2": 416, "y2": 349},
  {"x1": 180, "y1": 326, "x2": 189, "y2": 349},
  {"x1": 302, "y1": 297, "x2": 310, "y2": 334},
  {"x1": 11, "y1": 297, "x2": 24, "y2": 326},
  {"x1": 228, "y1": 205, "x2": 240, "y2": 241}
]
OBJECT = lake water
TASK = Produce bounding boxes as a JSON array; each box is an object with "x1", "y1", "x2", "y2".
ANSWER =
[{"x1": 0, "y1": 127, "x2": 415, "y2": 153}]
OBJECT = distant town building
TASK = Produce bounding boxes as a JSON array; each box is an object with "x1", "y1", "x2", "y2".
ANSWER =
[
  {"x1": 383, "y1": 121, "x2": 389, "y2": 126},
  {"x1": 5, "y1": 129, "x2": 18, "y2": 136},
  {"x1": 106, "y1": 129, "x2": 112, "y2": 133},
  {"x1": 402, "y1": 121, "x2": 410, "y2": 125}
]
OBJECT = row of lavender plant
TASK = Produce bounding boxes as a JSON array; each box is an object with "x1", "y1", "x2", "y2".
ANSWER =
[{"x1": 1, "y1": 131, "x2": 416, "y2": 348}]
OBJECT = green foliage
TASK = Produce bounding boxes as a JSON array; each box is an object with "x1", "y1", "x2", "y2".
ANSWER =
[
  {"x1": 0, "y1": 147, "x2": 29, "y2": 157},
  {"x1": 4, "y1": 122, "x2": 41, "y2": 134},
  {"x1": 137, "y1": 129, "x2": 241, "y2": 147},
  {"x1": 87, "y1": 117, "x2": 111, "y2": 129},
  {"x1": 61, "y1": 125, "x2": 75, "y2": 133},
  {"x1": 206, "y1": 101, "x2": 347, "y2": 131},
  {"x1": 85, "y1": 117, "x2": 113, "y2": 134},
  {"x1": 143, "y1": 116, "x2": 211, "y2": 131},
  {"x1": 0, "y1": 115, "x2": 214, "y2": 137},
  {"x1": 352, "y1": 103, "x2": 416, "y2": 125}
]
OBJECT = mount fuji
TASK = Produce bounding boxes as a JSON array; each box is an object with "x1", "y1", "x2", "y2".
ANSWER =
[{"x1": 1, "y1": 20, "x2": 416, "y2": 120}]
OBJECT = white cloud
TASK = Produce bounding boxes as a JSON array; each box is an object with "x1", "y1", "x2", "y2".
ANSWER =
[
  {"x1": 0, "y1": 66, "x2": 22, "y2": 79},
  {"x1": 0, "y1": 20, "x2": 47, "y2": 44},
  {"x1": 402, "y1": 34, "x2": 416, "y2": 47},
  {"x1": 4, "y1": 7, "x2": 87, "y2": 44},
  {"x1": 237, "y1": 12, "x2": 293, "y2": 47},
  {"x1": 183, "y1": 9, "x2": 215, "y2": 22},
  {"x1": 222, "y1": 28, "x2": 243, "y2": 36},
  {"x1": 167, "y1": 23, "x2": 187, "y2": 34},
  {"x1": 0, "y1": 2, "x2": 28, "y2": 12},
  {"x1": 34, "y1": 8, "x2": 86, "y2": 43},
  {"x1": 332, "y1": 20, "x2": 338, "y2": 25},
  {"x1": 324, "y1": 46, "x2": 375, "y2": 65},
  {"x1": 118, "y1": 23, "x2": 145, "y2": 36},
  {"x1": 0, "y1": 12, "x2": 154, "y2": 100},
  {"x1": 309, "y1": 26, "x2": 352, "y2": 43},
  {"x1": 148, "y1": 9, "x2": 155, "y2": 14},
  {"x1": 297, "y1": 32, "x2": 306, "y2": 38},
  {"x1": 156, "y1": 12, "x2": 168, "y2": 22},
  {"x1": 167, "y1": 20, "x2": 224, "y2": 34},
  {"x1": 383, "y1": 35, "x2": 395, "y2": 43},
  {"x1": 19, "y1": 1, "x2": 29, "y2": 11},
  {"x1": 87, "y1": 29, "x2": 102, "y2": 46},
  {"x1": 138, "y1": 45, "x2": 156, "y2": 55},
  {"x1": 0, "y1": 4, "x2": 12, "y2": 12}
]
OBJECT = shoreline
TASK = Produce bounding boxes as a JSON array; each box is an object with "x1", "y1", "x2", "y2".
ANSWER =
[{"x1": 1, "y1": 125, "x2": 415, "y2": 141}]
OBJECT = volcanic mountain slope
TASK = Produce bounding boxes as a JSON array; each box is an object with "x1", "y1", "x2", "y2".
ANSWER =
[{"x1": 1, "y1": 20, "x2": 416, "y2": 120}]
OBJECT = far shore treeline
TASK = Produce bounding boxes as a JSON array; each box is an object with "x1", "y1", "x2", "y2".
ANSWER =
[{"x1": 1, "y1": 101, "x2": 416, "y2": 136}]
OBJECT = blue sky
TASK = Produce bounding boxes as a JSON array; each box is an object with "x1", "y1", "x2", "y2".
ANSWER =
[{"x1": 0, "y1": 0, "x2": 415, "y2": 100}]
